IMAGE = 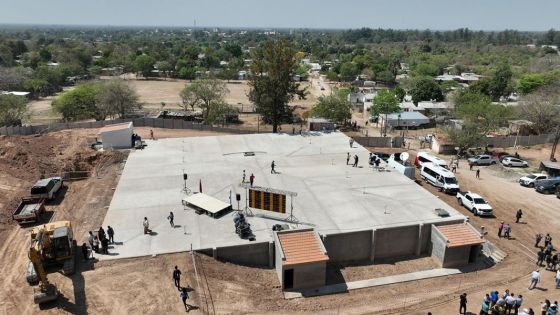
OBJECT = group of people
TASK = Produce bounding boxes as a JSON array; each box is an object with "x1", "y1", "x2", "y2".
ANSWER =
[
  {"x1": 242, "y1": 170, "x2": 256, "y2": 186},
  {"x1": 172, "y1": 266, "x2": 195, "y2": 312},
  {"x1": 497, "y1": 221, "x2": 512, "y2": 240},
  {"x1": 368, "y1": 153, "x2": 382, "y2": 168},
  {"x1": 458, "y1": 290, "x2": 527, "y2": 315},
  {"x1": 535, "y1": 234, "x2": 559, "y2": 272},
  {"x1": 346, "y1": 152, "x2": 359, "y2": 167},
  {"x1": 82, "y1": 226, "x2": 114, "y2": 259}
]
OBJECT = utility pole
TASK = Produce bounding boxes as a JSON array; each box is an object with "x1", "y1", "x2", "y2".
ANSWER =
[{"x1": 551, "y1": 126, "x2": 560, "y2": 162}]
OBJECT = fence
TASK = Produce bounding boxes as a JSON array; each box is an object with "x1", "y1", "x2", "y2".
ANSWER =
[
  {"x1": 479, "y1": 133, "x2": 555, "y2": 148},
  {"x1": 0, "y1": 118, "x2": 264, "y2": 136},
  {"x1": 354, "y1": 136, "x2": 405, "y2": 148}
]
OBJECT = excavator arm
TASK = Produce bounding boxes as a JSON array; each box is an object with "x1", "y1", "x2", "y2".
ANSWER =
[{"x1": 29, "y1": 247, "x2": 58, "y2": 304}]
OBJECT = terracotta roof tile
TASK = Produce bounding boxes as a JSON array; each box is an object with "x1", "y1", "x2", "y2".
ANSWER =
[
  {"x1": 436, "y1": 224, "x2": 485, "y2": 248},
  {"x1": 278, "y1": 231, "x2": 329, "y2": 267}
]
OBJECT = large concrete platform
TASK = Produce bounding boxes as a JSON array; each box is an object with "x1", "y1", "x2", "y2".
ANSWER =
[{"x1": 100, "y1": 132, "x2": 465, "y2": 261}]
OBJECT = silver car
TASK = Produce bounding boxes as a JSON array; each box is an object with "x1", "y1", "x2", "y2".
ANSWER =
[
  {"x1": 502, "y1": 157, "x2": 528, "y2": 167},
  {"x1": 468, "y1": 154, "x2": 497, "y2": 166}
]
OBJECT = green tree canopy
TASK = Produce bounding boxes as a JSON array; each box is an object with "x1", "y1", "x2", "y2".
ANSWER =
[
  {"x1": 488, "y1": 63, "x2": 513, "y2": 101},
  {"x1": 248, "y1": 39, "x2": 306, "y2": 133},
  {"x1": 52, "y1": 83, "x2": 101, "y2": 121},
  {"x1": 410, "y1": 77, "x2": 444, "y2": 104},
  {"x1": 96, "y1": 79, "x2": 141, "y2": 119},
  {"x1": 133, "y1": 55, "x2": 155, "y2": 77},
  {"x1": 517, "y1": 72, "x2": 557, "y2": 95},
  {"x1": 0, "y1": 94, "x2": 28, "y2": 126},
  {"x1": 310, "y1": 91, "x2": 352, "y2": 124},
  {"x1": 370, "y1": 90, "x2": 400, "y2": 116},
  {"x1": 179, "y1": 78, "x2": 228, "y2": 122}
]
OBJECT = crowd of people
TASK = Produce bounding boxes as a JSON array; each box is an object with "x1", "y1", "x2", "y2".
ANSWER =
[{"x1": 82, "y1": 226, "x2": 115, "y2": 260}]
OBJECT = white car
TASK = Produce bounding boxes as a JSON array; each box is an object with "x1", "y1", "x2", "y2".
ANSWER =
[
  {"x1": 468, "y1": 154, "x2": 498, "y2": 166},
  {"x1": 519, "y1": 173, "x2": 548, "y2": 187},
  {"x1": 502, "y1": 157, "x2": 528, "y2": 167},
  {"x1": 457, "y1": 191, "x2": 493, "y2": 216}
]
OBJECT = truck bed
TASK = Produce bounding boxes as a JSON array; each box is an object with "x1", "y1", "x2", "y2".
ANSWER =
[{"x1": 13, "y1": 197, "x2": 45, "y2": 223}]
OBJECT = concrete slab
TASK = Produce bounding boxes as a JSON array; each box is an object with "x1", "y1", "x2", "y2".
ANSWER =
[{"x1": 100, "y1": 132, "x2": 465, "y2": 260}]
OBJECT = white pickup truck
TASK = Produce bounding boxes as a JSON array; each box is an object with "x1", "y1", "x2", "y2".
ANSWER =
[{"x1": 456, "y1": 191, "x2": 493, "y2": 216}]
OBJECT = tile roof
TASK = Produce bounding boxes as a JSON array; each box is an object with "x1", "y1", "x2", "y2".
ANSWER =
[
  {"x1": 99, "y1": 122, "x2": 132, "y2": 134},
  {"x1": 436, "y1": 224, "x2": 485, "y2": 248},
  {"x1": 277, "y1": 230, "x2": 329, "y2": 267}
]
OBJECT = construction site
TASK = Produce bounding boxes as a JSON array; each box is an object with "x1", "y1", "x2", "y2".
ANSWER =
[{"x1": 0, "y1": 126, "x2": 558, "y2": 314}]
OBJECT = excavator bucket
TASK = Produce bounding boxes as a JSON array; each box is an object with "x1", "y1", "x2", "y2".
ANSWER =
[{"x1": 33, "y1": 283, "x2": 59, "y2": 304}]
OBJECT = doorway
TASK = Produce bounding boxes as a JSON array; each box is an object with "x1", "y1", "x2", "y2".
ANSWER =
[{"x1": 284, "y1": 269, "x2": 294, "y2": 289}]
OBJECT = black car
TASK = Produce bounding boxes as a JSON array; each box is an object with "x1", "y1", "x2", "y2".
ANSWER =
[
  {"x1": 535, "y1": 179, "x2": 560, "y2": 194},
  {"x1": 556, "y1": 186, "x2": 560, "y2": 199}
]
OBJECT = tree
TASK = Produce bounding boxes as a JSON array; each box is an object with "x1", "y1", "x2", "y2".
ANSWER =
[
  {"x1": 394, "y1": 86, "x2": 406, "y2": 102},
  {"x1": 488, "y1": 63, "x2": 513, "y2": 101},
  {"x1": 52, "y1": 83, "x2": 101, "y2": 121},
  {"x1": 0, "y1": 67, "x2": 33, "y2": 91},
  {"x1": 179, "y1": 79, "x2": 228, "y2": 122},
  {"x1": 410, "y1": 77, "x2": 444, "y2": 104},
  {"x1": 132, "y1": 55, "x2": 154, "y2": 77},
  {"x1": 445, "y1": 123, "x2": 485, "y2": 153},
  {"x1": 517, "y1": 73, "x2": 556, "y2": 95},
  {"x1": 339, "y1": 62, "x2": 359, "y2": 79},
  {"x1": 371, "y1": 90, "x2": 400, "y2": 136},
  {"x1": 413, "y1": 63, "x2": 440, "y2": 77},
  {"x1": 178, "y1": 67, "x2": 196, "y2": 80},
  {"x1": 518, "y1": 88, "x2": 560, "y2": 134},
  {"x1": 310, "y1": 91, "x2": 352, "y2": 124},
  {"x1": 155, "y1": 61, "x2": 173, "y2": 78},
  {"x1": 96, "y1": 79, "x2": 141, "y2": 119},
  {"x1": 205, "y1": 102, "x2": 238, "y2": 125},
  {"x1": 0, "y1": 94, "x2": 28, "y2": 126},
  {"x1": 248, "y1": 40, "x2": 306, "y2": 133}
]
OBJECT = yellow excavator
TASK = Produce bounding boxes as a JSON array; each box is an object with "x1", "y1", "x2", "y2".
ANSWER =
[{"x1": 26, "y1": 221, "x2": 76, "y2": 304}]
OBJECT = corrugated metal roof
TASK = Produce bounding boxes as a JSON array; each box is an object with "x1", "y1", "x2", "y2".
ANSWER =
[
  {"x1": 277, "y1": 230, "x2": 329, "y2": 267},
  {"x1": 436, "y1": 224, "x2": 485, "y2": 248},
  {"x1": 99, "y1": 122, "x2": 132, "y2": 134}
]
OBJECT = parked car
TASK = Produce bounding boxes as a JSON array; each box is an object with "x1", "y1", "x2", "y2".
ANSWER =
[
  {"x1": 369, "y1": 116, "x2": 379, "y2": 123},
  {"x1": 415, "y1": 151, "x2": 449, "y2": 169},
  {"x1": 501, "y1": 157, "x2": 528, "y2": 167},
  {"x1": 30, "y1": 177, "x2": 63, "y2": 200},
  {"x1": 535, "y1": 179, "x2": 560, "y2": 194},
  {"x1": 420, "y1": 163, "x2": 460, "y2": 194},
  {"x1": 519, "y1": 173, "x2": 549, "y2": 187},
  {"x1": 557, "y1": 186, "x2": 560, "y2": 199},
  {"x1": 468, "y1": 154, "x2": 498, "y2": 166},
  {"x1": 457, "y1": 191, "x2": 493, "y2": 216}
]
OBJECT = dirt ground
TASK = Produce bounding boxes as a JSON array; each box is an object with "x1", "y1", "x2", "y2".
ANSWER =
[{"x1": 1, "y1": 127, "x2": 559, "y2": 314}]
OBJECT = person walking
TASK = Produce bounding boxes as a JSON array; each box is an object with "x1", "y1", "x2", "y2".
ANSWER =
[
  {"x1": 504, "y1": 223, "x2": 511, "y2": 240},
  {"x1": 476, "y1": 169, "x2": 481, "y2": 179},
  {"x1": 173, "y1": 266, "x2": 182, "y2": 290},
  {"x1": 545, "y1": 234, "x2": 552, "y2": 248},
  {"x1": 516, "y1": 209, "x2": 523, "y2": 223},
  {"x1": 271, "y1": 161, "x2": 276, "y2": 174},
  {"x1": 536, "y1": 233, "x2": 543, "y2": 247},
  {"x1": 143, "y1": 217, "x2": 151, "y2": 234},
  {"x1": 451, "y1": 161, "x2": 457, "y2": 173},
  {"x1": 556, "y1": 270, "x2": 560, "y2": 289},
  {"x1": 349, "y1": 138, "x2": 354, "y2": 148},
  {"x1": 249, "y1": 173, "x2": 255, "y2": 187},
  {"x1": 88, "y1": 231, "x2": 94, "y2": 247},
  {"x1": 107, "y1": 226, "x2": 114, "y2": 244},
  {"x1": 180, "y1": 287, "x2": 192, "y2": 312},
  {"x1": 150, "y1": 129, "x2": 154, "y2": 140},
  {"x1": 346, "y1": 152, "x2": 350, "y2": 165},
  {"x1": 168, "y1": 211, "x2": 175, "y2": 228},
  {"x1": 81, "y1": 243, "x2": 89, "y2": 261},
  {"x1": 242, "y1": 170, "x2": 246, "y2": 183},
  {"x1": 498, "y1": 221, "x2": 504, "y2": 238},
  {"x1": 529, "y1": 270, "x2": 540, "y2": 290},
  {"x1": 353, "y1": 155, "x2": 358, "y2": 167},
  {"x1": 459, "y1": 293, "x2": 468, "y2": 314}
]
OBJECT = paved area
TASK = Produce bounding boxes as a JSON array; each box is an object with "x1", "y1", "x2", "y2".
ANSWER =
[
  {"x1": 284, "y1": 267, "x2": 464, "y2": 299},
  {"x1": 101, "y1": 132, "x2": 464, "y2": 260}
]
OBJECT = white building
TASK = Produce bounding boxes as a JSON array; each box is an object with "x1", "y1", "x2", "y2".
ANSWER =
[{"x1": 99, "y1": 122, "x2": 134, "y2": 149}]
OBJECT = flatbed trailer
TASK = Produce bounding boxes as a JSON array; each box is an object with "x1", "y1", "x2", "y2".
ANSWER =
[{"x1": 12, "y1": 197, "x2": 46, "y2": 224}]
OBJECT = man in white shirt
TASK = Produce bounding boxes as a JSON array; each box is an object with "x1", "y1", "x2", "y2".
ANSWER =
[
  {"x1": 529, "y1": 270, "x2": 540, "y2": 290},
  {"x1": 143, "y1": 217, "x2": 150, "y2": 234}
]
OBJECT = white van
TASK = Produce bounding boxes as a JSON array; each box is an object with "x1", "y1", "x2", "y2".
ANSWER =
[
  {"x1": 420, "y1": 163, "x2": 459, "y2": 194},
  {"x1": 415, "y1": 152, "x2": 449, "y2": 169}
]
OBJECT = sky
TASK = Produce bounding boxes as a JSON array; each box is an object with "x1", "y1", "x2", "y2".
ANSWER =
[{"x1": 0, "y1": 0, "x2": 559, "y2": 31}]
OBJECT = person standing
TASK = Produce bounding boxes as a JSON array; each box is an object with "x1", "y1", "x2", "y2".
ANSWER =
[
  {"x1": 242, "y1": 170, "x2": 246, "y2": 183},
  {"x1": 544, "y1": 233, "x2": 552, "y2": 248},
  {"x1": 556, "y1": 270, "x2": 560, "y2": 289},
  {"x1": 143, "y1": 217, "x2": 150, "y2": 234},
  {"x1": 516, "y1": 209, "x2": 523, "y2": 223},
  {"x1": 88, "y1": 231, "x2": 94, "y2": 248},
  {"x1": 535, "y1": 233, "x2": 543, "y2": 247},
  {"x1": 168, "y1": 211, "x2": 175, "y2": 228},
  {"x1": 81, "y1": 243, "x2": 89, "y2": 261},
  {"x1": 476, "y1": 169, "x2": 480, "y2": 179},
  {"x1": 514, "y1": 295, "x2": 523, "y2": 315},
  {"x1": 504, "y1": 223, "x2": 511, "y2": 240},
  {"x1": 480, "y1": 299, "x2": 490, "y2": 315},
  {"x1": 537, "y1": 248, "x2": 545, "y2": 266},
  {"x1": 150, "y1": 129, "x2": 154, "y2": 140},
  {"x1": 542, "y1": 300, "x2": 551, "y2": 315},
  {"x1": 180, "y1": 287, "x2": 192, "y2": 312},
  {"x1": 349, "y1": 138, "x2": 354, "y2": 148},
  {"x1": 353, "y1": 155, "x2": 358, "y2": 167},
  {"x1": 107, "y1": 226, "x2": 114, "y2": 244},
  {"x1": 490, "y1": 291, "x2": 499, "y2": 307},
  {"x1": 451, "y1": 161, "x2": 457, "y2": 173},
  {"x1": 498, "y1": 222, "x2": 504, "y2": 238},
  {"x1": 469, "y1": 161, "x2": 474, "y2": 171},
  {"x1": 249, "y1": 173, "x2": 255, "y2": 187},
  {"x1": 505, "y1": 293, "x2": 516, "y2": 314},
  {"x1": 98, "y1": 227, "x2": 106, "y2": 242},
  {"x1": 549, "y1": 302, "x2": 558, "y2": 315},
  {"x1": 528, "y1": 270, "x2": 540, "y2": 290},
  {"x1": 459, "y1": 293, "x2": 468, "y2": 314},
  {"x1": 346, "y1": 152, "x2": 350, "y2": 165},
  {"x1": 101, "y1": 237, "x2": 109, "y2": 254},
  {"x1": 173, "y1": 266, "x2": 182, "y2": 290},
  {"x1": 93, "y1": 236, "x2": 100, "y2": 253},
  {"x1": 271, "y1": 161, "x2": 276, "y2": 174}
]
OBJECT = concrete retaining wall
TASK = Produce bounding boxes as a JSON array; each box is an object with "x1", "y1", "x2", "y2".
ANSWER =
[
  {"x1": 213, "y1": 242, "x2": 272, "y2": 267},
  {"x1": 443, "y1": 246, "x2": 471, "y2": 268},
  {"x1": 374, "y1": 225, "x2": 419, "y2": 260},
  {"x1": 291, "y1": 262, "x2": 327, "y2": 289},
  {"x1": 323, "y1": 230, "x2": 373, "y2": 262}
]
